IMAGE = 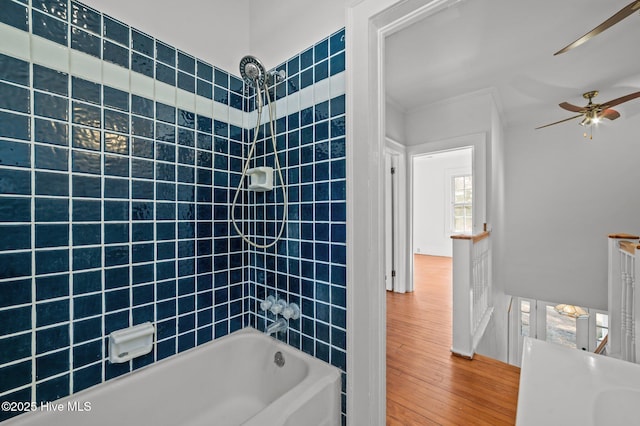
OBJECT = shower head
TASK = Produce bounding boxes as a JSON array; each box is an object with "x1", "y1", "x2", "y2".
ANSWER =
[{"x1": 239, "y1": 55, "x2": 266, "y2": 89}]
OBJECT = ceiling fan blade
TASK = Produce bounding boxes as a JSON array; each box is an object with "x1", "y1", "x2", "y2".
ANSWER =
[
  {"x1": 535, "y1": 114, "x2": 584, "y2": 130},
  {"x1": 599, "y1": 108, "x2": 621, "y2": 120},
  {"x1": 559, "y1": 102, "x2": 585, "y2": 113},
  {"x1": 600, "y1": 91, "x2": 640, "y2": 108},
  {"x1": 554, "y1": 1, "x2": 640, "y2": 55}
]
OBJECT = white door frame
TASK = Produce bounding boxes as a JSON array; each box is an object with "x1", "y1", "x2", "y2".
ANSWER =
[
  {"x1": 347, "y1": 0, "x2": 464, "y2": 424},
  {"x1": 385, "y1": 138, "x2": 408, "y2": 292}
]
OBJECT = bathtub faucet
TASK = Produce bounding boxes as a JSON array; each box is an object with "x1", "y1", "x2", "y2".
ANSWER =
[{"x1": 265, "y1": 318, "x2": 288, "y2": 336}]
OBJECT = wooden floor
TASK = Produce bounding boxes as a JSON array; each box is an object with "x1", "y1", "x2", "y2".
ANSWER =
[{"x1": 387, "y1": 255, "x2": 520, "y2": 425}]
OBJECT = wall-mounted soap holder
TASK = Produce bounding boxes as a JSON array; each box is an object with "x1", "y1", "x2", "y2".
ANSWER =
[
  {"x1": 108, "y1": 322, "x2": 155, "y2": 364},
  {"x1": 247, "y1": 166, "x2": 274, "y2": 191}
]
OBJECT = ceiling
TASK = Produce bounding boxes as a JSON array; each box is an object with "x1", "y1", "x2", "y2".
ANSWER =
[{"x1": 385, "y1": 0, "x2": 640, "y2": 128}]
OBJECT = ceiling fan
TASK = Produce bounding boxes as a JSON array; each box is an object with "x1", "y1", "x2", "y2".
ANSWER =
[
  {"x1": 535, "y1": 90, "x2": 640, "y2": 130},
  {"x1": 554, "y1": 1, "x2": 640, "y2": 55}
]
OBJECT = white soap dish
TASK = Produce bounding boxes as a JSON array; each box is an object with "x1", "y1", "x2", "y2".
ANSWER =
[
  {"x1": 247, "y1": 166, "x2": 274, "y2": 191},
  {"x1": 108, "y1": 322, "x2": 155, "y2": 363}
]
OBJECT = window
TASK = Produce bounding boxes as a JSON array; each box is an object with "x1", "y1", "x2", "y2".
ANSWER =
[
  {"x1": 520, "y1": 300, "x2": 530, "y2": 337},
  {"x1": 596, "y1": 312, "x2": 608, "y2": 348},
  {"x1": 452, "y1": 175, "x2": 472, "y2": 234}
]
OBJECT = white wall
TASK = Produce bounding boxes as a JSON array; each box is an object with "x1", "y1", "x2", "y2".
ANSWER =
[
  {"x1": 405, "y1": 90, "x2": 493, "y2": 146},
  {"x1": 503, "y1": 117, "x2": 640, "y2": 310},
  {"x1": 249, "y1": 0, "x2": 348, "y2": 68},
  {"x1": 386, "y1": 99, "x2": 406, "y2": 143},
  {"x1": 413, "y1": 149, "x2": 472, "y2": 257},
  {"x1": 82, "y1": 0, "x2": 250, "y2": 73}
]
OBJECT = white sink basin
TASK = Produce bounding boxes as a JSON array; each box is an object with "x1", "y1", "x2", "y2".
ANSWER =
[{"x1": 516, "y1": 337, "x2": 640, "y2": 425}]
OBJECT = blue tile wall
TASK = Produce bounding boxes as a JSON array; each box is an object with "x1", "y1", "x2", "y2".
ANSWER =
[{"x1": 0, "y1": 0, "x2": 346, "y2": 423}]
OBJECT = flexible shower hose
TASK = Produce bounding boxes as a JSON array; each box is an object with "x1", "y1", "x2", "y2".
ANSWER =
[{"x1": 230, "y1": 79, "x2": 288, "y2": 249}]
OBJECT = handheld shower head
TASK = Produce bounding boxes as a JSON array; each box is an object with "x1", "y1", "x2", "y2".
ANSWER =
[{"x1": 239, "y1": 55, "x2": 266, "y2": 89}]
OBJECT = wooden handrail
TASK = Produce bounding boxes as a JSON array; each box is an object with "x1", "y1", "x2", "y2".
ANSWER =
[
  {"x1": 608, "y1": 233, "x2": 640, "y2": 240},
  {"x1": 594, "y1": 334, "x2": 608, "y2": 355},
  {"x1": 451, "y1": 231, "x2": 490, "y2": 243},
  {"x1": 619, "y1": 241, "x2": 639, "y2": 255}
]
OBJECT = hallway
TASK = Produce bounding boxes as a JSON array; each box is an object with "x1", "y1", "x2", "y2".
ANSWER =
[{"x1": 387, "y1": 255, "x2": 520, "y2": 425}]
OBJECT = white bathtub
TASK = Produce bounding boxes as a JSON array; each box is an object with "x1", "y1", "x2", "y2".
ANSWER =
[{"x1": 4, "y1": 327, "x2": 341, "y2": 426}]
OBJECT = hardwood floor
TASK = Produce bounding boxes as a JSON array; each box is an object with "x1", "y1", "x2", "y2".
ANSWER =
[{"x1": 387, "y1": 255, "x2": 520, "y2": 425}]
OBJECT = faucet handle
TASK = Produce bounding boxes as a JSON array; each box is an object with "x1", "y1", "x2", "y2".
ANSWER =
[
  {"x1": 260, "y1": 295, "x2": 276, "y2": 312},
  {"x1": 282, "y1": 303, "x2": 300, "y2": 320},
  {"x1": 270, "y1": 299, "x2": 287, "y2": 315}
]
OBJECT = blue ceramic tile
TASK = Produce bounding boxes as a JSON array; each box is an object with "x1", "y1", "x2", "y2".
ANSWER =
[
  {"x1": 72, "y1": 77, "x2": 100, "y2": 104},
  {"x1": 300, "y1": 47, "x2": 314, "y2": 70},
  {"x1": 34, "y1": 91, "x2": 67, "y2": 121},
  {"x1": 71, "y1": 2, "x2": 101, "y2": 34},
  {"x1": 131, "y1": 201, "x2": 153, "y2": 220},
  {"x1": 214, "y1": 69, "x2": 228, "y2": 89},
  {"x1": 72, "y1": 150, "x2": 101, "y2": 174},
  {"x1": 330, "y1": 29, "x2": 346, "y2": 54},
  {"x1": 214, "y1": 86, "x2": 228, "y2": 105},
  {"x1": 34, "y1": 64, "x2": 68, "y2": 96},
  {"x1": 105, "y1": 245, "x2": 129, "y2": 267},
  {"x1": 104, "y1": 108, "x2": 129, "y2": 133},
  {"x1": 33, "y1": 0, "x2": 67, "y2": 20},
  {"x1": 33, "y1": 145, "x2": 66, "y2": 173},
  {"x1": 103, "y1": 41, "x2": 129, "y2": 68},
  {"x1": 132, "y1": 29, "x2": 154, "y2": 57},
  {"x1": 131, "y1": 117, "x2": 154, "y2": 139},
  {"x1": 104, "y1": 266, "x2": 128, "y2": 290},
  {"x1": 0, "y1": 278, "x2": 31, "y2": 308},
  {"x1": 288, "y1": 56, "x2": 300, "y2": 76},
  {"x1": 230, "y1": 93, "x2": 243, "y2": 110},
  {"x1": 0, "y1": 54, "x2": 29, "y2": 87},
  {"x1": 178, "y1": 110, "x2": 195, "y2": 129},
  {"x1": 197, "y1": 61, "x2": 213, "y2": 81},
  {"x1": 36, "y1": 324, "x2": 69, "y2": 354},
  {"x1": 132, "y1": 52, "x2": 154, "y2": 78},
  {"x1": 0, "y1": 305, "x2": 30, "y2": 335},
  {"x1": 36, "y1": 197, "x2": 68, "y2": 222},
  {"x1": 35, "y1": 223, "x2": 68, "y2": 248},
  {"x1": 132, "y1": 180, "x2": 153, "y2": 200},
  {"x1": 104, "y1": 200, "x2": 128, "y2": 221},
  {"x1": 132, "y1": 95, "x2": 154, "y2": 118},
  {"x1": 73, "y1": 363, "x2": 101, "y2": 393},
  {"x1": 178, "y1": 72, "x2": 195, "y2": 93},
  {"x1": 0, "y1": 332, "x2": 31, "y2": 364},
  {"x1": 330, "y1": 95, "x2": 345, "y2": 117},
  {"x1": 0, "y1": 140, "x2": 30, "y2": 168},
  {"x1": 156, "y1": 41, "x2": 175, "y2": 66},
  {"x1": 104, "y1": 155, "x2": 129, "y2": 177},
  {"x1": 177, "y1": 51, "x2": 195, "y2": 74},
  {"x1": 73, "y1": 293, "x2": 101, "y2": 319},
  {"x1": 132, "y1": 264, "x2": 153, "y2": 284},
  {"x1": 0, "y1": 0, "x2": 28, "y2": 31},
  {"x1": 72, "y1": 271, "x2": 101, "y2": 296},
  {"x1": 197, "y1": 79, "x2": 212, "y2": 99},
  {"x1": 72, "y1": 175, "x2": 101, "y2": 198},
  {"x1": 73, "y1": 318, "x2": 101, "y2": 344},
  {"x1": 315, "y1": 60, "x2": 328, "y2": 83},
  {"x1": 102, "y1": 136, "x2": 128, "y2": 166},
  {"x1": 72, "y1": 223, "x2": 100, "y2": 246},
  {"x1": 36, "y1": 374, "x2": 69, "y2": 405},
  {"x1": 71, "y1": 27, "x2": 101, "y2": 58},
  {"x1": 156, "y1": 63, "x2": 175, "y2": 86},
  {"x1": 37, "y1": 273, "x2": 67, "y2": 302},
  {"x1": 0, "y1": 111, "x2": 30, "y2": 141},
  {"x1": 131, "y1": 158, "x2": 153, "y2": 179},
  {"x1": 0, "y1": 81, "x2": 30, "y2": 113},
  {"x1": 103, "y1": 16, "x2": 129, "y2": 46},
  {"x1": 105, "y1": 288, "x2": 129, "y2": 311},
  {"x1": 104, "y1": 87, "x2": 129, "y2": 111},
  {"x1": 35, "y1": 118, "x2": 68, "y2": 146},
  {"x1": 330, "y1": 52, "x2": 345, "y2": 76},
  {"x1": 72, "y1": 126, "x2": 101, "y2": 151},
  {"x1": 0, "y1": 168, "x2": 30, "y2": 195},
  {"x1": 132, "y1": 223, "x2": 153, "y2": 242},
  {"x1": 32, "y1": 10, "x2": 68, "y2": 47},
  {"x1": 104, "y1": 223, "x2": 129, "y2": 244},
  {"x1": 73, "y1": 340, "x2": 101, "y2": 368},
  {"x1": 35, "y1": 249, "x2": 69, "y2": 275},
  {"x1": 315, "y1": 39, "x2": 329, "y2": 62},
  {"x1": 156, "y1": 102, "x2": 175, "y2": 124},
  {"x1": 36, "y1": 299, "x2": 69, "y2": 327},
  {"x1": 104, "y1": 310, "x2": 129, "y2": 334},
  {"x1": 71, "y1": 199, "x2": 99, "y2": 222},
  {"x1": 0, "y1": 360, "x2": 31, "y2": 394}
]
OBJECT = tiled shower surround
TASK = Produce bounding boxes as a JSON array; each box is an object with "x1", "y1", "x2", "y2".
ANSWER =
[{"x1": 0, "y1": 0, "x2": 346, "y2": 422}]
